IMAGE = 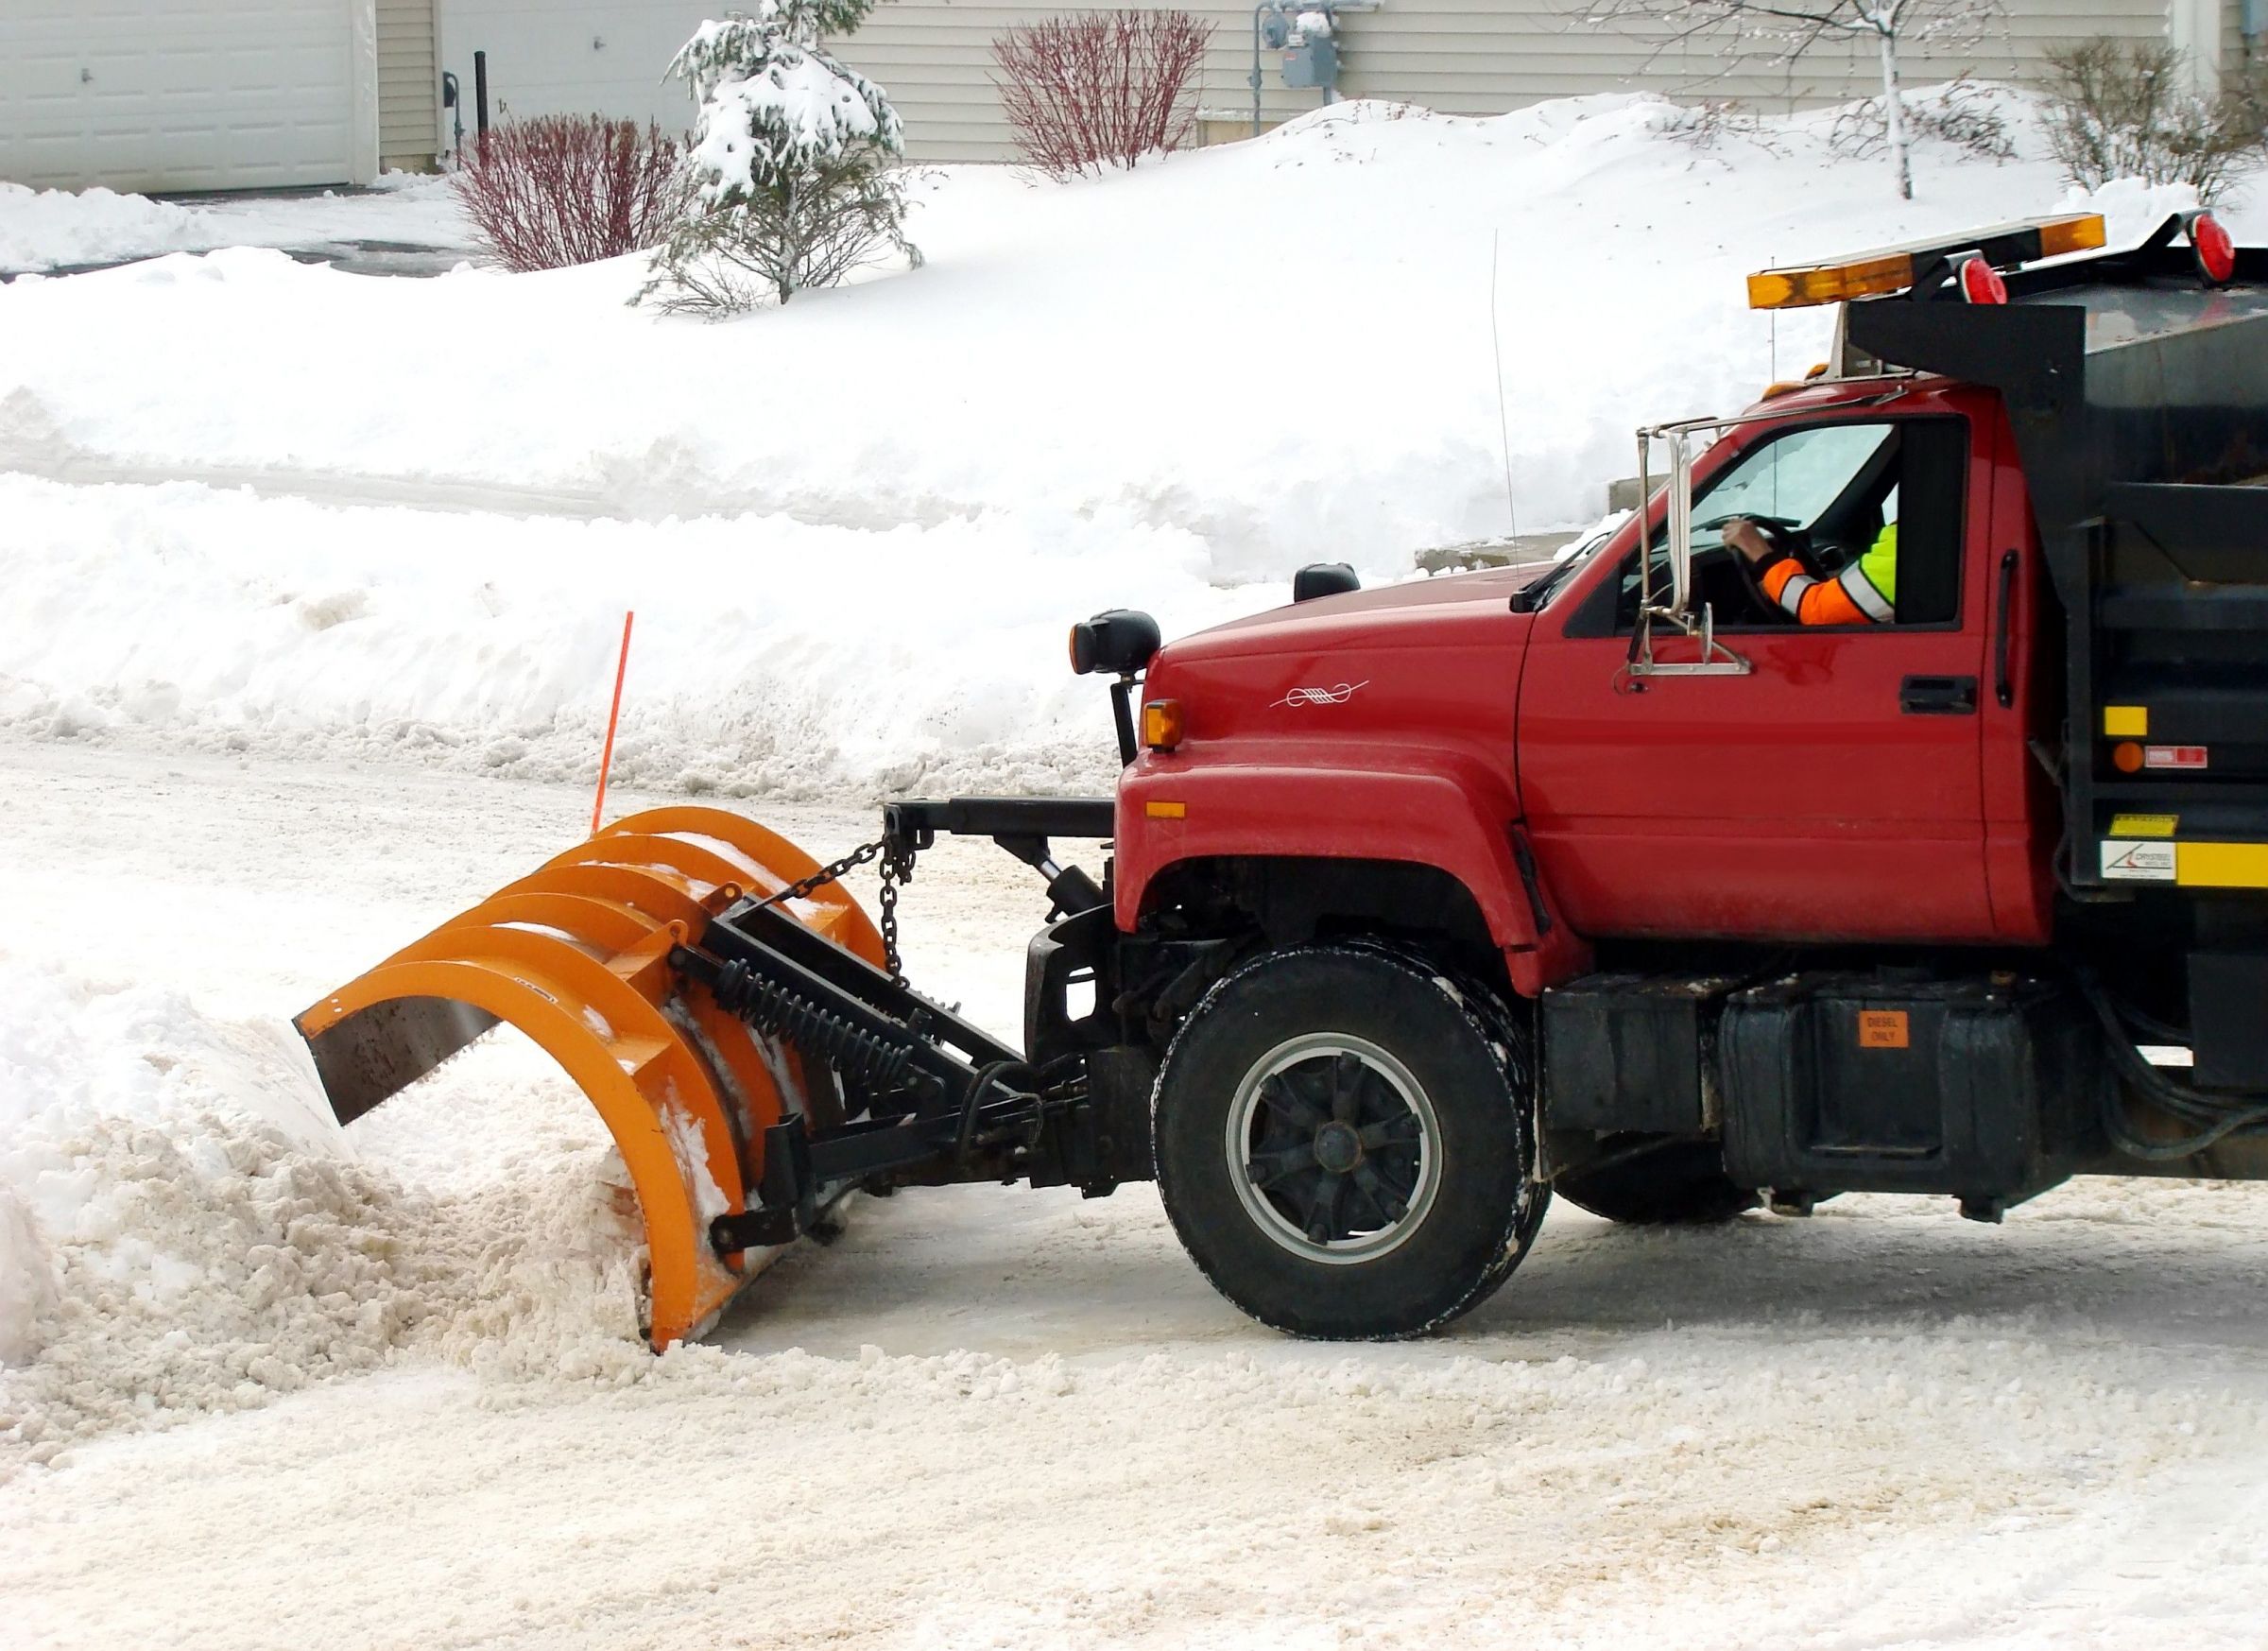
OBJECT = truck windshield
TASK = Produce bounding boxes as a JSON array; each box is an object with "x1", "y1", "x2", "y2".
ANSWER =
[{"x1": 1691, "y1": 422, "x2": 1897, "y2": 550}]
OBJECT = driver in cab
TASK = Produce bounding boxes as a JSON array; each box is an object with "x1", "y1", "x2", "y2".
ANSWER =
[{"x1": 1722, "y1": 514, "x2": 1897, "y2": 625}]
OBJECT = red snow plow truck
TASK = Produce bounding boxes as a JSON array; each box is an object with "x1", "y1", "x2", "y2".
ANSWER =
[{"x1": 301, "y1": 211, "x2": 2268, "y2": 1347}]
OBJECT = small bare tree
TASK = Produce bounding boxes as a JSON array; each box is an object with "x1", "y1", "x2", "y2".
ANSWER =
[{"x1": 1582, "y1": 0, "x2": 2008, "y2": 199}]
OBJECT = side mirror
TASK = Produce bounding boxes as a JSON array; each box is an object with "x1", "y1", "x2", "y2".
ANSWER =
[
  {"x1": 1067, "y1": 609, "x2": 1160, "y2": 677},
  {"x1": 1292, "y1": 562, "x2": 1360, "y2": 602}
]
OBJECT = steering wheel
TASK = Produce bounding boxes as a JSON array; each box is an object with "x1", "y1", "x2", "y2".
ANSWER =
[{"x1": 1695, "y1": 513, "x2": 1812, "y2": 625}]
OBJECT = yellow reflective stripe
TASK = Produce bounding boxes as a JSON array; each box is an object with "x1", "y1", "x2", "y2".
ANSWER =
[
  {"x1": 1838, "y1": 561, "x2": 1895, "y2": 623},
  {"x1": 2176, "y1": 843, "x2": 2268, "y2": 888}
]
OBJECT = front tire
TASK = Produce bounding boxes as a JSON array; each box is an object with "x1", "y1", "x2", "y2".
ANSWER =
[{"x1": 1153, "y1": 945, "x2": 1548, "y2": 1338}]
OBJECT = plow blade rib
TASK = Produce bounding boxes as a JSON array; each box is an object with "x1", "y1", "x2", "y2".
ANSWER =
[{"x1": 293, "y1": 806, "x2": 883, "y2": 1350}]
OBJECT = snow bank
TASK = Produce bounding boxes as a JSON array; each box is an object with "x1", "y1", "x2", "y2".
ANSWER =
[
  {"x1": 0, "y1": 472, "x2": 1262, "y2": 797},
  {"x1": 0, "y1": 962, "x2": 653, "y2": 1470},
  {"x1": 0, "y1": 184, "x2": 207, "y2": 274},
  {"x1": 9, "y1": 94, "x2": 2243, "y2": 566},
  {"x1": 0, "y1": 174, "x2": 468, "y2": 275},
  {"x1": 7, "y1": 92, "x2": 2249, "y2": 791}
]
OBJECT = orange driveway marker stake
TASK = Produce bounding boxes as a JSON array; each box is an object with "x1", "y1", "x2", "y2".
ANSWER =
[{"x1": 591, "y1": 610, "x2": 634, "y2": 835}]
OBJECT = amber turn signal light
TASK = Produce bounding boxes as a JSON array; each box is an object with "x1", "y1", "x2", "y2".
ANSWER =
[{"x1": 1142, "y1": 699, "x2": 1185, "y2": 751}]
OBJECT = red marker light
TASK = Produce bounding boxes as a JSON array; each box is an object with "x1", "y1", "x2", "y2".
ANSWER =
[
  {"x1": 1957, "y1": 254, "x2": 2007, "y2": 305},
  {"x1": 2190, "y1": 212, "x2": 2236, "y2": 285}
]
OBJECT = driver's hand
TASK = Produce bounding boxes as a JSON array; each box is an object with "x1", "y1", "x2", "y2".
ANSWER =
[{"x1": 1722, "y1": 518, "x2": 1773, "y2": 563}]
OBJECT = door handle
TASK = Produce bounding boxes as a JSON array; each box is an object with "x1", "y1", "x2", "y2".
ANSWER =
[
  {"x1": 1900, "y1": 674, "x2": 1978, "y2": 715},
  {"x1": 1993, "y1": 549, "x2": 2019, "y2": 709}
]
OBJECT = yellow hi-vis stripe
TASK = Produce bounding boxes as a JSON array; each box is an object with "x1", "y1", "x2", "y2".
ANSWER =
[{"x1": 2175, "y1": 843, "x2": 2268, "y2": 888}]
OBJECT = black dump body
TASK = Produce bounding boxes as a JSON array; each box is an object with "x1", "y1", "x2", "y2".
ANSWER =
[{"x1": 1846, "y1": 220, "x2": 2268, "y2": 900}]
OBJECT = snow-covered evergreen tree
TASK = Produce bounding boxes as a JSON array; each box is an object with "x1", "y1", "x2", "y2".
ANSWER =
[{"x1": 641, "y1": 3, "x2": 919, "y2": 313}]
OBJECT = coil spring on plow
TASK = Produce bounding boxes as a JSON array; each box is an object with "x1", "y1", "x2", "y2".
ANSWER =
[{"x1": 708, "y1": 955, "x2": 918, "y2": 1095}]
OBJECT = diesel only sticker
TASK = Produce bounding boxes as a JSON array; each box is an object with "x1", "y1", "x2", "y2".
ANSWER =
[
  {"x1": 1859, "y1": 1010, "x2": 1911, "y2": 1049},
  {"x1": 2102, "y1": 839, "x2": 2177, "y2": 882}
]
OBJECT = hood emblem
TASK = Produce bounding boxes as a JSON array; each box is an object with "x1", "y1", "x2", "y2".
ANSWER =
[{"x1": 1271, "y1": 679, "x2": 1368, "y2": 709}]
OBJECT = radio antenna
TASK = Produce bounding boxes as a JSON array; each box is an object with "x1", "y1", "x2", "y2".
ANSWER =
[{"x1": 1489, "y1": 229, "x2": 1518, "y2": 541}]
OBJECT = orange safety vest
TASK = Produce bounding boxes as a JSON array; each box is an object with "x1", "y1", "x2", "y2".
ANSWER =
[{"x1": 1759, "y1": 523, "x2": 1898, "y2": 625}]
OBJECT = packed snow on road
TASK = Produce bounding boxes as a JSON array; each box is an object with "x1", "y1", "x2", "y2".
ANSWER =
[{"x1": 4, "y1": 91, "x2": 2267, "y2": 1649}]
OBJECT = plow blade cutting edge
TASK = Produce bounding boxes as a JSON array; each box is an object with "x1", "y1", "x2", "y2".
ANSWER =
[{"x1": 293, "y1": 807, "x2": 888, "y2": 1350}]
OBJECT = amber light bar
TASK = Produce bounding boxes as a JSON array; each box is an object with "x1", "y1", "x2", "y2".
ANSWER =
[{"x1": 1746, "y1": 213, "x2": 2107, "y2": 310}]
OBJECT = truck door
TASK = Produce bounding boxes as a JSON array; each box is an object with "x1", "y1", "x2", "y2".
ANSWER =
[{"x1": 1517, "y1": 413, "x2": 1997, "y2": 943}]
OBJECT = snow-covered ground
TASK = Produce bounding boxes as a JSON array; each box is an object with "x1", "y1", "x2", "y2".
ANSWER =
[
  {"x1": 7, "y1": 88, "x2": 2268, "y2": 1647},
  {"x1": 7, "y1": 739, "x2": 2268, "y2": 1649}
]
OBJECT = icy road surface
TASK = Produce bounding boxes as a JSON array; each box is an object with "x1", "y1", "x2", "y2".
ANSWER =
[{"x1": 5, "y1": 737, "x2": 2268, "y2": 1649}]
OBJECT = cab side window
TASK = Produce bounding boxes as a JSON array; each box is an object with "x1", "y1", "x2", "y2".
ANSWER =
[{"x1": 1579, "y1": 415, "x2": 1969, "y2": 633}]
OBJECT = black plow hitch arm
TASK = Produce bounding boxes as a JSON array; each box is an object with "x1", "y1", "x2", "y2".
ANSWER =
[{"x1": 671, "y1": 796, "x2": 1127, "y2": 1254}]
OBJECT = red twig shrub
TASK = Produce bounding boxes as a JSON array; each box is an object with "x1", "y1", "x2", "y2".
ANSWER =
[
  {"x1": 454, "y1": 114, "x2": 689, "y2": 272},
  {"x1": 991, "y1": 11, "x2": 1215, "y2": 179}
]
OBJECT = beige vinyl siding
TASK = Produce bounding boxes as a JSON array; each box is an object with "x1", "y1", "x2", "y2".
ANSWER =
[
  {"x1": 2228, "y1": 0, "x2": 2262, "y2": 79},
  {"x1": 378, "y1": 0, "x2": 439, "y2": 171},
  {"x1": 843, "y1": 0, "x2": 2183, "y2": 163}
]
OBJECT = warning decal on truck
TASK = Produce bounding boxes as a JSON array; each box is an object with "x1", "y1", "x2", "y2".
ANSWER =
[
  {"x1": 2102, "y1": 840, "x2": 2177, "y2": 882},
  {"x1": 2144, "y1": 745, "x2": 2208, "y2": 770}
]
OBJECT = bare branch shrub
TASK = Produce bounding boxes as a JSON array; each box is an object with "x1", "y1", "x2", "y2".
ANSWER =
[
  {"x1": 1582, "y1": 0, "x2": 2010, "y2": 198},
  {"x1": 454, "y1": 115, "x2": 688, "y2": 273},
  {"x1": 2041, "y1": 39, "x2": 2268, "y2": 203},
  {"x1": 1659, "y1": 97, "x2": 1784, "y2": 155},
  {"x1": 1831, "y1": 76, "x2": 2015, "y2": 163},
  {"x1": 991, "y1": 11, "x2": 1216, "y2": 179}
]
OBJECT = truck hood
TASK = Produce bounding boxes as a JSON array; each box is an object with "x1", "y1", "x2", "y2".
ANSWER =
[
  {"x1": 1141, "y1": 566, "x2": 1536, "y2": 764},
  {"x1": 1164, "y1": 565, "x2": 1538, "y2": 665}
]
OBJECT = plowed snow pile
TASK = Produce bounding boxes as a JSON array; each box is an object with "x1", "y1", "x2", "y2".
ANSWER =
[
  {"x1": 0, "y1": 965, "x2": 659, "y2": 1470},
  {"x1": 2, "y1": 95, "x2": 2253, "y2": 796}
]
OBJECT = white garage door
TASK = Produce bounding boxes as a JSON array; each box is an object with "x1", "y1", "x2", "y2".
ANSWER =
[
  {"x1": 0, "y1": 0, "x2": 359, "y2": 193},
  {"x1": 439, "y1": 1, "x2": 712, "y2": 146}
]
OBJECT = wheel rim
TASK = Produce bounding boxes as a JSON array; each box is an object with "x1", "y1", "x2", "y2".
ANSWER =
[{"x1": 1224, "y1": 1032, "x2": 1442, "y2": 1265}]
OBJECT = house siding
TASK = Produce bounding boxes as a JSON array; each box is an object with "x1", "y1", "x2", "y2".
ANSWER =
[
  {"x1": 378, "y1": 0, "x2": 439, "y2": 170},
  {"x1": 841, "y1": 0, "x2": 2184, "y2": 163},
  {"x1": 2228, "y1": 0, "x2": 2262, "y2": 80}
]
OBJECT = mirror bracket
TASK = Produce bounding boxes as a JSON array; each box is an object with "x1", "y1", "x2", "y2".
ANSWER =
[{"x1": 1627, "y1": 419, "x2": 1750, "y2": 679}]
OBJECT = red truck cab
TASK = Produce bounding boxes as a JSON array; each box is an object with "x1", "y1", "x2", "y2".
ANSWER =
[
  {"x1": 1121, "y1": 373, "x2": 2058, "y2": 987},
  {"x1": 1079, "y1": 211, "x2": 2268, "y2": 1339}
]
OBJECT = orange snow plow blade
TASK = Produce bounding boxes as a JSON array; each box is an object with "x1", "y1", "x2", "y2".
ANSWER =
[{"x1": 293, "y1": 807, "x2": 887, "y2": 1350}]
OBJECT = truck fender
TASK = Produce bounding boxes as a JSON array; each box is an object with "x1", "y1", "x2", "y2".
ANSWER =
[{"x1": 1115, "y1": 759, "x2": 1590, "y2": 995}]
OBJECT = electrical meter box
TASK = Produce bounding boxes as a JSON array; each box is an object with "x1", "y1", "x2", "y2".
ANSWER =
[
  {"x1": 1280, "y1": 38, "x2": 1337, "y2": 90},
  {"x1": 1718, "y1": 972, "x2": 2105, "y2": 1201}
]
